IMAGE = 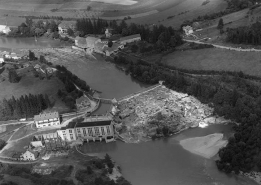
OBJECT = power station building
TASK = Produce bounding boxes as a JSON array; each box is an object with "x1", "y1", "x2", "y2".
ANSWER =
[{"x1": 57, "y1": 116, "x2": 115, "y2": 143}]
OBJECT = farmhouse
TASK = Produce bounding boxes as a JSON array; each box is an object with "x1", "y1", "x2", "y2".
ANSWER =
[
  {"x1": 58, "y1": 21, "x2": 76, "y2": 35},
  {"x1": 34, "y1": 112, "x2": 60, "y2": 128},
  {"x1": 57, "y1": 116, "x2": 115, "y2": 143},
  {"x1": 21, "y1": 150, "x2": 39, "y2": 161},
  {"x1": 119, "y1": 34, "x2": 141, "y2": 45},
  {"x1": 183, "y1": 26, "x2": 194, "y2": 36}
]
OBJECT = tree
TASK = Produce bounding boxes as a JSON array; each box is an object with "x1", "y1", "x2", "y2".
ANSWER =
[
  {"x1": 108, "y1": 40, "x2": 113, "y2": 47},
  {"x1": 29, "y1": 50, "x2": 36, "y2": 61},
  {"x1": 8, "y1": 69, "x2": 20, "y2": 83},
  {"x1": 131, "y1": 44, "x2": 139, "y2": 53},
  {"x1": 67, "y1": 28, "x2": 74, "y2": 36},
  {"x1": 87, "y1": 166, "x2": 93, "y2": 174},
  {"x1": 217, "y1": 18, "x2": 224, "y2": 30}
]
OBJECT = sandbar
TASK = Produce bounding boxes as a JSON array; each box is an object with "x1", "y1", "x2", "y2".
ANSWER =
[{"x1": 179, "y1": 133, "x2": 228, "y2": 159}]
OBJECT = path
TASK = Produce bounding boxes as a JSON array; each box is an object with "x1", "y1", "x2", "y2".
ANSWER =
[{"x1": 183, "y1": 39, "x2": 261, "y2": 52}]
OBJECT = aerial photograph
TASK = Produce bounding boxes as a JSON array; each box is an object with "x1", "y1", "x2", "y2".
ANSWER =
[{"x1": 0, "y1": 0, "x2": 261, "y2": 184}]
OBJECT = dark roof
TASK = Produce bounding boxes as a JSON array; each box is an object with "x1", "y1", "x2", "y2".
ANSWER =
[
  {"x1": 34, "y1": 112, "x2": 59, "y2": 121},
  {"x1": 76, "y1": 120, "x2": 111, "y2": 128},
  {"x1": 61, "y1": 122, "x2": 76, "y2": 130},
  {"x1": 119, "y1": 34, "x2": 141, "y2": 41}
]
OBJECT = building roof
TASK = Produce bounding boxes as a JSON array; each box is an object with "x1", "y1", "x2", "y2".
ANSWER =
[
  {"x1": 58, "y1": 21, "x2": 76, "y2": 29},
  {"x1": 34, "y1": 112, "x2": 59, "y2": 121},
  {"x1": 86, "y1": 36, "x2": 100, "y2": 44},
  {"x1": 94, "y1": 42, "x2": 106, "y2": 51},
  {"x1": 76, "y1": 96, "x2": 89, "y2": 105},
  {"x1": 75, "y1": 36, "x2": 87, "y2": 48},
  {"x1": 119, "y1": 34, "x2": 141, "y2": 41},
  {"x1": 76, "y1": 120, "x2": 112, "y2": 128},
  {"x1": 61, "y1": 119, "x2": 112, "y2": 130},
  {"x1": 105, "y1": 43, "x2": 122, "y2": 53}
]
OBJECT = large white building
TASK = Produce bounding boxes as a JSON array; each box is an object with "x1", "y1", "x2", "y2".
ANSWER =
[
  {"x1": 34, "y1": 112, "x2": 60, "y2": 128},
  {"x1": 57, "y1": 116, "x2": 115, "y2": 143}
]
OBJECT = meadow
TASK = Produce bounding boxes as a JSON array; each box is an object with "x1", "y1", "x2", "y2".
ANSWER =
[
  {"x1": 127, "y1": 0, "x2": 227, "y2": 28},
  {"x1": 162, "y1": 48, "x2": 261, "y2": 77}
]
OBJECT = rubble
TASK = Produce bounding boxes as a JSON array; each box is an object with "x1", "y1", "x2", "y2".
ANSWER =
[{"x1": 115, "y1": 85, "x2": 225, "y2": 143}]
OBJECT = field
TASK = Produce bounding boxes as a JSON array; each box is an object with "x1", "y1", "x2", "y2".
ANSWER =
[
  {"x1": 162, "y1": 47, "x2": 261, "y2": 76},
  {"x1": 0, "y1": 67, "x2": 69, "y2": 112},
  {"x1": 127, "y1": 0, "x2": 227, "y2": 28},
  {"x1": 0, "y1": 0, "x2": 227, "y2": 29}
]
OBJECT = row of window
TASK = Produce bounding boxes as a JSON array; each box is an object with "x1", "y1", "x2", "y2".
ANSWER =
[
  {"x1": 76, "y1": 126, "x2": 111, "y2": 137},
  {"x1": 37, "y1": 118, "x2": 59, "y2": 124}
]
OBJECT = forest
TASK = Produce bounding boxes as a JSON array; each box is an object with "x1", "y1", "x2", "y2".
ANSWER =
[
  {"x1": 115, "y1": 56, "x2": 261, "y2": 174},
  {"x1": 0, "y1": 94, "x2": 51, "y2": 121},
  {"x1": 226, "y1": 21, "x2": 261, "y2": 44}
]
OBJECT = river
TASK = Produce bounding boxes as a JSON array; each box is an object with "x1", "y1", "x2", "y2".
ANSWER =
[{"x1": 1, "y1": 39, "x2": 258, "y2": 185}]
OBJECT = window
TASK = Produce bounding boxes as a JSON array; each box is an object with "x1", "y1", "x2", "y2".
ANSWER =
[
  {"x1": 83, "y1": 128, "x2": 87, "y2": 136},
  {"x1": 88, "y1": 128, "x2": 93, "y2": 136},
  {"x1": 70, "y1": 134, "x2": 74, "y2": 140},
  {"x1": 101, "y1": 127, "x2": 105, "y2": 135},
  {"x1": 77, "y1": 128, "x2": 81, "y2": 133},
  {"x1": 69, "y1": 130, "x2": 72, "y2": 133},
  {"x1": 94, "y1": 127, "x2": 100, "y2": 136},
  {"x1": 106, "y1": 126, "x2": 111, "y2": 135}
]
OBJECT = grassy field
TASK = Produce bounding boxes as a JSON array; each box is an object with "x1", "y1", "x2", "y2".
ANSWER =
[
  {"x1": 9, "y1": 124, "x2": 36, "y2": 141},
  {"x1": 162, "y1": 48, "x2": 261, "y2": 77},
  {"x1": 128, "y1": 0, "x2": 227, "y2": 28}
]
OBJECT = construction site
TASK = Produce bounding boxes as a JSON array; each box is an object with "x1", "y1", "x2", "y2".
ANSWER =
[{"x1": 114, "y1": 84, "x2": 229, "y2": 143}]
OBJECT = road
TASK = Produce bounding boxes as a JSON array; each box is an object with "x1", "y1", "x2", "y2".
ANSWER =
[{"x1": 183, "y1": 39, "x2": 261, "y2": 52}]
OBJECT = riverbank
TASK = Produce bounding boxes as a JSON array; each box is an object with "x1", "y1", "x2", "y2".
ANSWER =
[
  {"x1": 179, "y1": 133, "x2": 227, "y2": 159},
  {"x1": 240, "y1": 171, "x2": 261, "y2": 184}
]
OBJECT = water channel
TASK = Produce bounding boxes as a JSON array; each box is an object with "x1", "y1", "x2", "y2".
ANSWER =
[{"x1": 0, "y1": 38, "x2": 258, "y2": 185}]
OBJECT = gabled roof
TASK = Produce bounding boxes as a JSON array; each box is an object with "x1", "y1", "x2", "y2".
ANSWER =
[
  {"x1": 119, "y1": 34, "x2": 141, "y2": 41},
  {"x1": 86, "y1": 36, "x2": 99, "y2": 43},
  {"x1": 34, "y1": 112, "x2": 59, "y2": 121},
  {"x1": 58, "y1": 21, "x2": 76, "y2": 29},
  {"x1": 94, "y1": 42, "x2": 106, "y2": 51}
]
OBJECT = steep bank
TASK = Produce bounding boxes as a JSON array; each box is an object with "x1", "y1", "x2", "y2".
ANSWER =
[{"x1": 179, "y1": 133, "x2": 228, "y2": 159}]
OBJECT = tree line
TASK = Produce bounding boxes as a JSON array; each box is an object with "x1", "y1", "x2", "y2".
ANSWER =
[
  {"x1": 226, "y1": 21, "x2": 261, "y2": 45},
  {"x1": 116, "y1": 55, "x2": 261, "y2": 174},
  {"x1": 8, "y1": 18, "x2": 60, "y2": 38},
  {"x1": 0, "y1": 94, "x2": 51, "y2": 121}
]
